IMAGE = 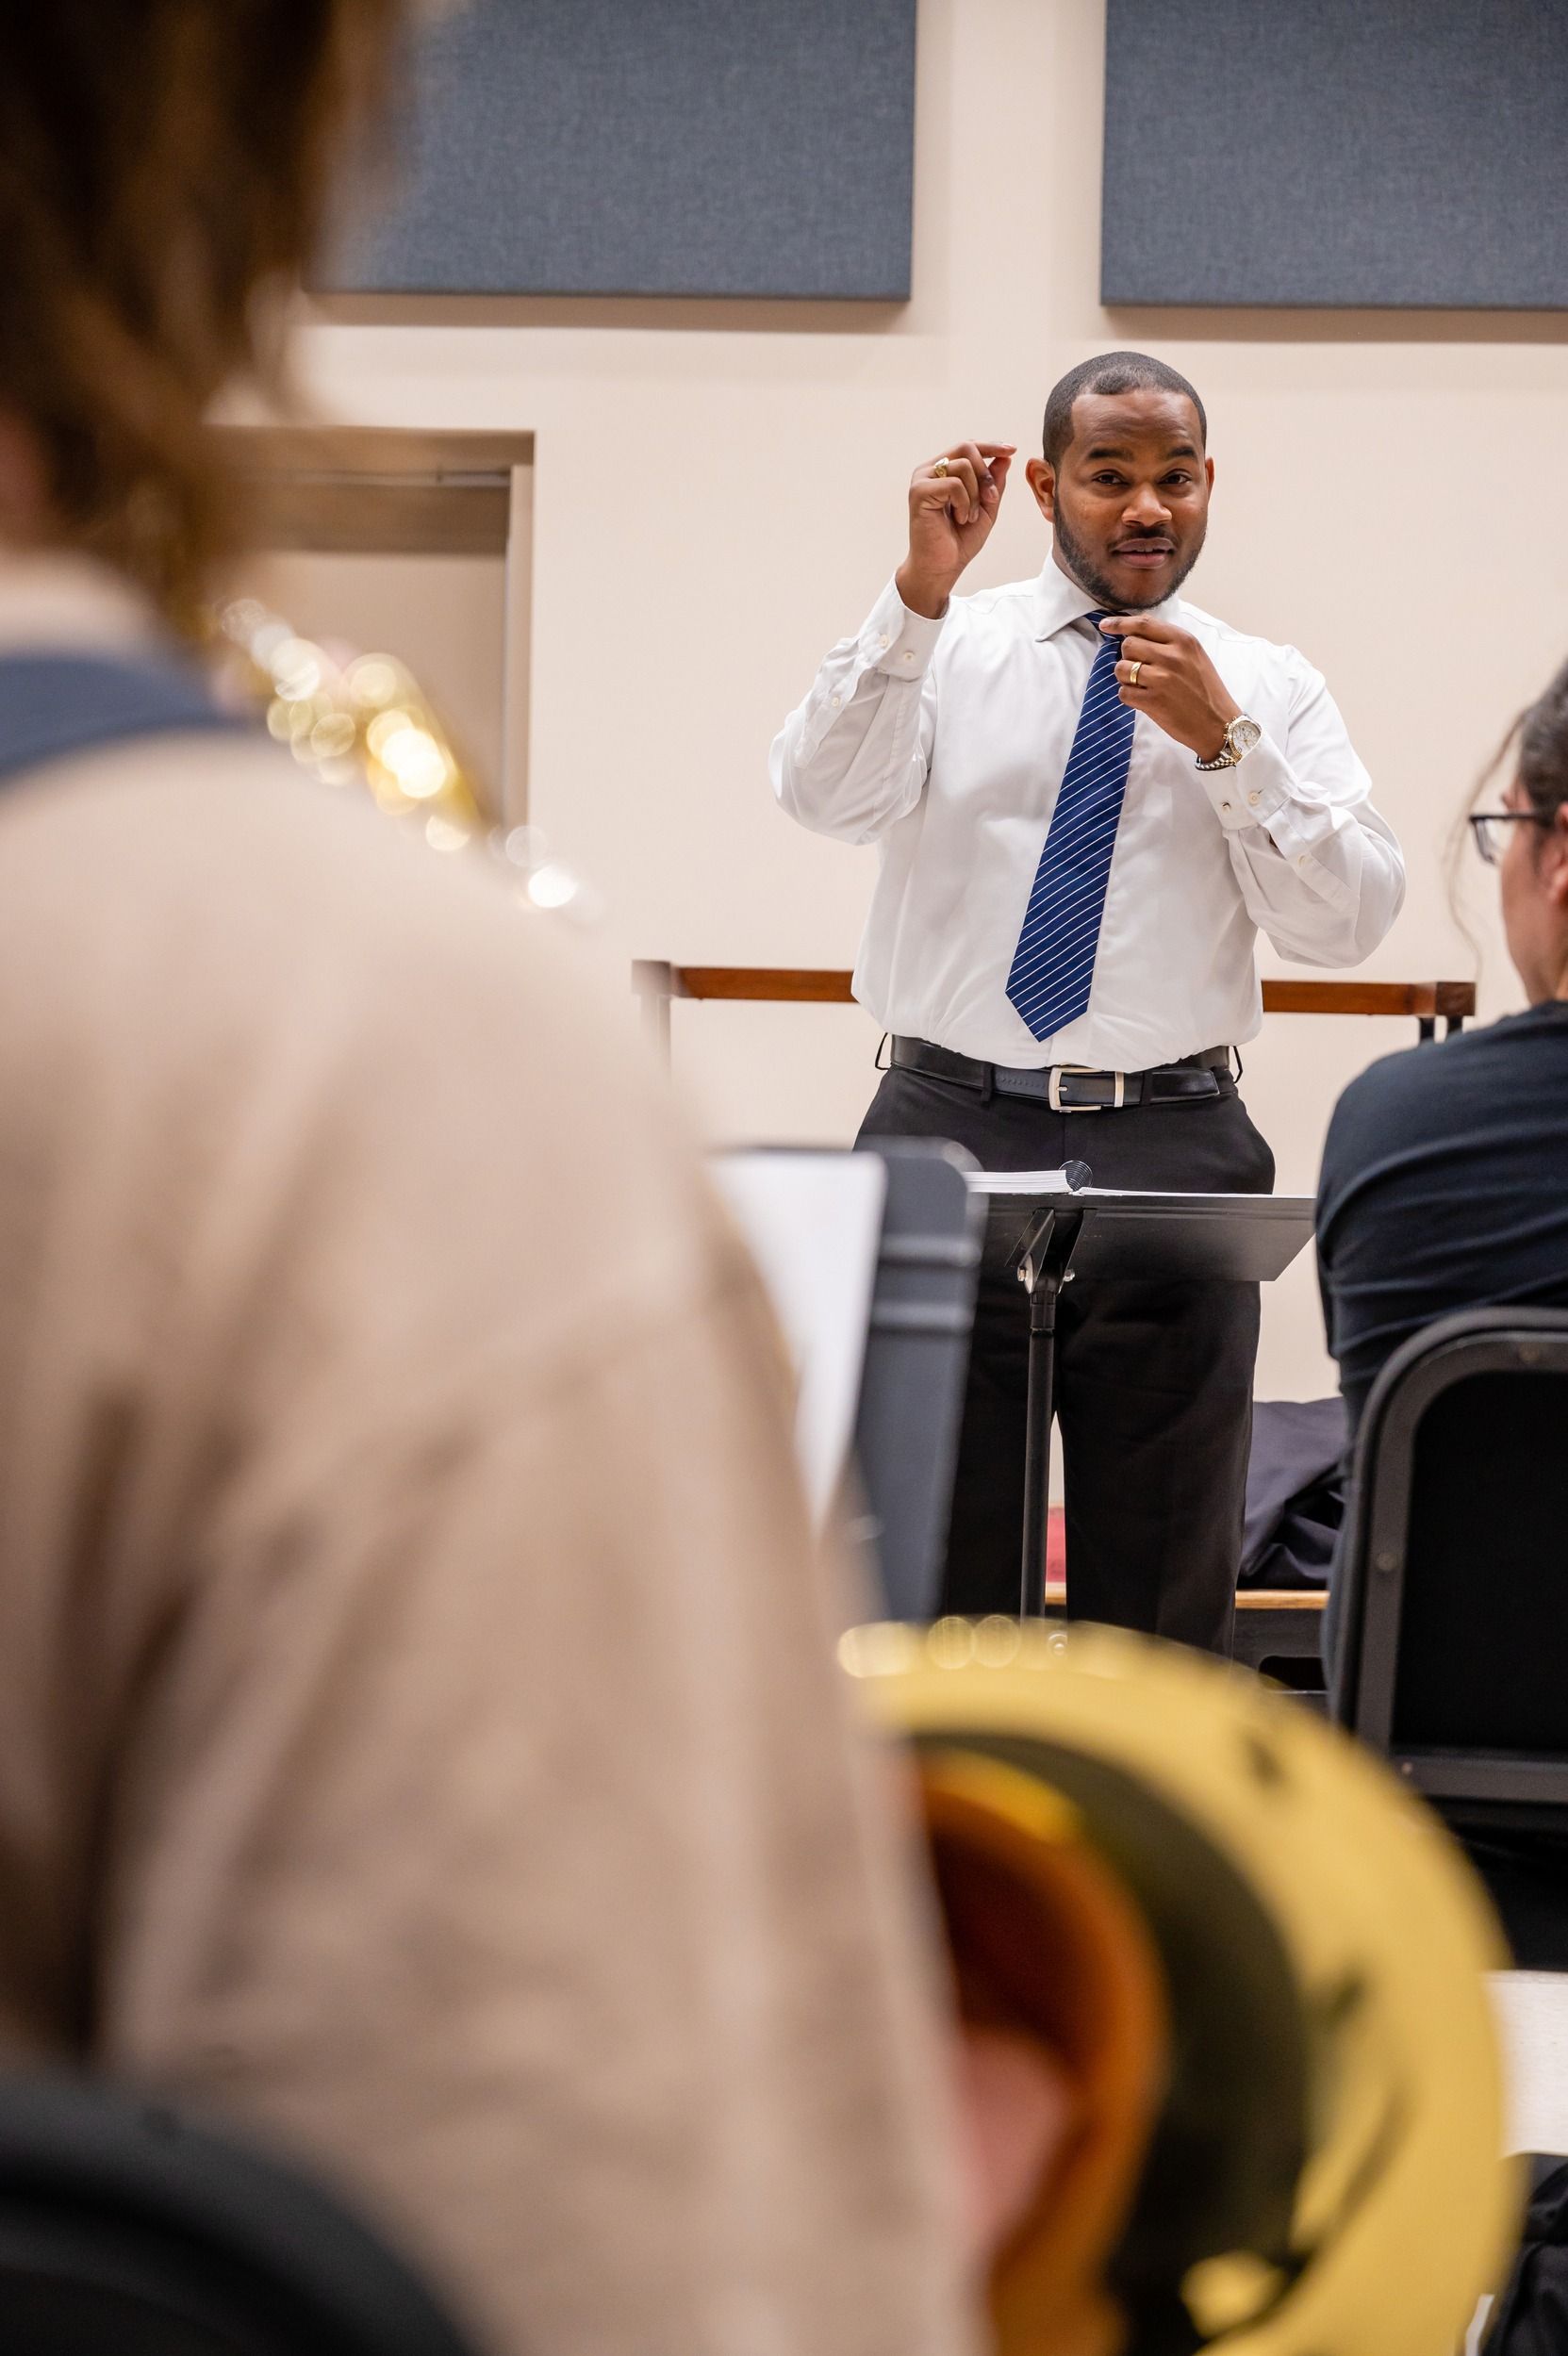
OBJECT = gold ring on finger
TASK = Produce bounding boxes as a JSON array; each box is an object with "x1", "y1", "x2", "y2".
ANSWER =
[
  {"x1": 933, "y1": 458, "x2": 949, "y2": 477},
  {"x1": 1127, "y1": 659, "x2": 1143, "y2": 687}
]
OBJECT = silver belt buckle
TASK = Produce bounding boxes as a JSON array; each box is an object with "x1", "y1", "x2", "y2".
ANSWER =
[{"x1": 1048, "y1": 1063, "x2": 1125, "y2": 1113}]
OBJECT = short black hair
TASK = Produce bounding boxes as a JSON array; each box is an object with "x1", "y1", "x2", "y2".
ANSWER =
[{"x1": 1042, "y1": 352, "x2": 1207, "y2": 469}]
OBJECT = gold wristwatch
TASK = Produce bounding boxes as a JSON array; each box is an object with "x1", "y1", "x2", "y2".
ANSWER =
[{"x1": 1194, "y1": 714, "x2": 1263, "y2": 771}]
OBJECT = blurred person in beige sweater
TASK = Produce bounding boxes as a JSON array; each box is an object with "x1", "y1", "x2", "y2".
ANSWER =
[{"x1": 0, "y1": 9, "x2": 989, "y2": 2354}]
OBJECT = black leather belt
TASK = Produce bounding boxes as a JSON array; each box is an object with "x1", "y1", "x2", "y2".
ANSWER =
[{"x1": 888, "y1": 1034, "x2": 1233, "y2": 1111}]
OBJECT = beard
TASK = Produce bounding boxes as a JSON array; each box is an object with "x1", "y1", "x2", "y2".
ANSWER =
[{"x1": 1051, "y1": 502, "x2": 1206, "y2": 613}]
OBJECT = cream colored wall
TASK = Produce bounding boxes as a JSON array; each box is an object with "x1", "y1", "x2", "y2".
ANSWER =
[{"x1": 295, "y1": 0, "x2": 1568, "y2": 1401}]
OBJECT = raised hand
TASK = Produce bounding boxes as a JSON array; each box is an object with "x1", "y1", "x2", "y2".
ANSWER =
[{"x1": 896, "y1": 441, "x2": 1015, "y2": 619}]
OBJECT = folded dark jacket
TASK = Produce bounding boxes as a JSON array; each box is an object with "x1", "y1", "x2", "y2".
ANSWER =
[{"x1": 1241, "y1": 1397, "x2": 1349, "y2": 1590}]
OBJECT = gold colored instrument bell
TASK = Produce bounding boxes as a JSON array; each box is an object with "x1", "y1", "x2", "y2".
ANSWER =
[{"x1": 843, "y1": 1618, "x2": 1522, "y2": 2356}]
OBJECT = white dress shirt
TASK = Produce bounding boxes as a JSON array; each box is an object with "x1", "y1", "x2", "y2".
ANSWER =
[{"x1": 770, "y1": 561, "x2": 1405, "y2": 1070}]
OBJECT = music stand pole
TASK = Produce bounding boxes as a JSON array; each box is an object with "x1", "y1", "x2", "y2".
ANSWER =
[
  {"x1": 976, "y1": 1173, "x2": 1315, "y2": 1628},
  {"x1": 1013, "y1": 1205, "x2": 1074, "y2": 1619}
]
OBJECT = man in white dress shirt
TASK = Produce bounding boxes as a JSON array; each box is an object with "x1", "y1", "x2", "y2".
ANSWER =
[{"x1": 771, "y1": 352, "x2": 1404, "y2": 1650}]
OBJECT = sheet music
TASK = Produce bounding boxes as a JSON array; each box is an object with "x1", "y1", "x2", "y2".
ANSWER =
[
  {"x1": 713, "y1": 1150, "x2": 887, "y2": 1528},
  {"x1": 966, "y1": 1170, "x2": 1313, "y2": 1209},
  {"x1": 964, "y1": 1167, "x2": 1086, "y2": 1197}
]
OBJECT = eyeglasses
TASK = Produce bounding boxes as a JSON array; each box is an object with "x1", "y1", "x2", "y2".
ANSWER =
[{"x1": 1467, "y1": 809, "x2": 1551, "y2": 865}]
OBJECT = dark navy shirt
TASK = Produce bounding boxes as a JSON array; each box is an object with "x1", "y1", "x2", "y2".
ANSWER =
[{"x1": 1316, "y1": 1000, "x2": 1568, "y2": 1436}]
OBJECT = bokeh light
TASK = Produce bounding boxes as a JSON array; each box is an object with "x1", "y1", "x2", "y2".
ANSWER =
[{"x1": 210, "y1": 595, "x2": 602, "y2": 927}]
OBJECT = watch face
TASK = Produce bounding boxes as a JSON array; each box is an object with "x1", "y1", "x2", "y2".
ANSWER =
[{"x1": 1230, "y1": 716, "x2": 1263, "y2": 757}]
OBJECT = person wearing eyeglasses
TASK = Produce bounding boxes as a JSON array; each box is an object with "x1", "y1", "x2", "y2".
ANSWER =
[
  {"x1": 1315, "y1": 666, "x2": 1568, "y2": 1969},
  {"x1": 1315, "y1": 658, "x2": 1568, "y2": 1442}
]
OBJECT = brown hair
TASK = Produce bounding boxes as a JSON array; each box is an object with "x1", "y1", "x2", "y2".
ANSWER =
[
  {"x1": 0, "y1": 4, "x2": 399, "y2": 628},
  {"x1": 1465, "y1": 659, "x2": 1568, "y2": 842},
  {"x1": 1515, "y1": 656, "x2": 1568, "y2": 831},
  {"x1": 1447, "y1": 655, "x2": 1568, "y2": 953}
]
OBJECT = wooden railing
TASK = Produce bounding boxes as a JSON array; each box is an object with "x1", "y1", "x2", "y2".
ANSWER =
[{"x1": 631, "y1": 964, "x2": 1476, "y2": 1059}]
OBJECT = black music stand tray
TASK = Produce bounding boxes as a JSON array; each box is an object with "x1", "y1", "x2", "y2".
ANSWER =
[{"x1": 968, "y1": 1174, "x2": 1316, "y2": 1617}]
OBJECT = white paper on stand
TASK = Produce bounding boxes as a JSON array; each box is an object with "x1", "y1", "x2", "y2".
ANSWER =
[
  {"x1": 965, "y1": 1166, "x2": 1087, "y2": 1197},
  {"x1": 713, "y1": 1150, "x2": 887, "y2": 1529},
  {"x1": 966, "y1": 1170, "x2": 1246, "y2": 1202}
]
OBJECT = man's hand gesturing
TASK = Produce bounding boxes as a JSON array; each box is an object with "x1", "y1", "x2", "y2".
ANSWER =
[
  {"x1": 1098, "y1": 616, "x2": 1242, "y2": 762},
  {"x1": 896, "y1": 442, "x2": 1015, "y2": 621}
]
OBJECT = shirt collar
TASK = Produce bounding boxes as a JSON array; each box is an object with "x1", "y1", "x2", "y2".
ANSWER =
[{"x1": 1032, "y1": 554, "x2": 1183, "y2": 642}]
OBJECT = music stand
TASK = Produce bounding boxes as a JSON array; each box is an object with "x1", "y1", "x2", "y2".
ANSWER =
[
  {"x1": 968, "y1": 1173, "x2": 1316, "y2": 1616},
  {"x1": 714, "y1": 1143, "x2": 983, "y2": 1619},
  {"x1": 854, "y1": 1140, "x2": 983, "y2": 1620}
]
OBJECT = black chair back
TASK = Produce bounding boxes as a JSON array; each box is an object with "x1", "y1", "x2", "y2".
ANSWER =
[
  {"x1": 853, "y1": 1139, "x2": 983, "y2": 1620},
  {"x1": 0, "y1": 2074, "x2": 486, "y2": 2356},
  {"x1": 1332, "y1": 1310, "x2": 1568, "y2": 1813}
]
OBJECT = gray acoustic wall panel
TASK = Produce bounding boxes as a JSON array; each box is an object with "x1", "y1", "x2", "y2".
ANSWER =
[
  {"x1": 323, "y1": 0, "x2": 917, "y2": 300},
  {"x1": 1101, "y1": 0, "x2": 1568, "y2": 308}
]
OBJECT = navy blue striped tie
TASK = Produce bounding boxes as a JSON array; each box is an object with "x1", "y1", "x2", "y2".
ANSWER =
[{"x1": 1006, "y1": 616, "x2": 1133, "y2": 1042}]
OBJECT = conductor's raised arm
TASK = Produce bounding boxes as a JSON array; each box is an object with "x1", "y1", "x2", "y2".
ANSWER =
[
  {"x1": 896, "y1": 440, "x2": 1015, "y2": 617},
  {"x1": 763, "y1": 351, "x2": 1406, "y2": 1656},
  {"x1": 769, "y1": 442, "x2": 1015, "y2": 843}
]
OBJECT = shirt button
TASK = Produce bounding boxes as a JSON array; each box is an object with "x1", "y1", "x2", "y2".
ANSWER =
[
  {"x1": 901, "y1": 651, "x2": 916, "y2": 665},
  {"x1": 1221, "y1": 800, "x2": 1232, "y2": 815},
  {"x1": 1297, "y1": 853, "x2": 1310, "y2": 866},
  {"x1": 1247, "y1": 790, "x2": 1261, "y2": 806},
  {"x1": 878, "y1": 633, "x2": 891, "y2": 650},
  {"x1": 830, "y1": 693, "x2": 842, "y2": 709}
]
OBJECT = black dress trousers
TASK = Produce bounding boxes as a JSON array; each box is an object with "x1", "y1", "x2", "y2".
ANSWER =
[{"x1": 856, "y1": 1065, "x2": 1276, "y2": 1654}]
